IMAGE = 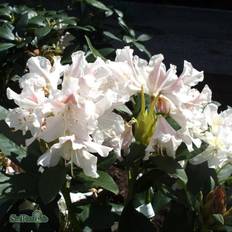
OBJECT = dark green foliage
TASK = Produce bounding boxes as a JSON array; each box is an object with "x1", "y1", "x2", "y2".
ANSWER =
[{"x1": 0, "y1": 1, "x2": 150, "y2": 108}]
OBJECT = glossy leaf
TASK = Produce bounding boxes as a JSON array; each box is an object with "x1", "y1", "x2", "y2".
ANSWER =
[
  {"x1": 0, "y1": 172, "x2": 11, "y2": 197},
  {"x1": 0, "y1": 172, "x2": 38, "y2": 199},
  {"x1": 0, "y1": 25, "x2": 15, "y2": 41},
  {"x1": 78, "y1": 170, "x2": 119, "y2": 195},
  {"x1": 123, "y1": 142, "x2": 146, "y2": 167},
  {"x1": 84, "y1": 0, "x2": 112, "y2": 14},
  {"x1": 176, "y1": 142, "x2": 208, "y2": 161},
  {"x1": 217, "y1": 163, "x2": 232, "y2": 183},
  {"x1": 38, "y1": 165, "x2": 66, "y2": 204},
  {"x1": 134, "y1": 42, "x2": 151, "y2": 57},
  {"x1": 85, "y1": 204, "x2": 115, "y2": 230},
  {"x1": 0, "y1": 106, "x2": 8, "y2": 120},
  {"x1": 103, "y1": 31, "x2": 122, "y2": 42},
  {"x1": 166, "y1": 116, "x2": 181, "y2": 131},
  {"x1": 186, "y1": 162, "x2": 217, "y2": 195},
  {"x1": 29, "y1": 16, "x2": 46, "y2": 27},
  {"x1": 147, "y1": 156, "x2": 188, "y2": 184},
  {"x1": 137, "y1": 34, "x2": 152, "y2": 41},
  {"x1": 118, "y1": 202, "x2": 154, "y2": 232},
  {"x1": 85, "y1": 35, "x2": 105, "y2": 60},
  {"x1": 35, "y1": 27, "x2": 51, "y2": 38},
  {"x1": 98, "y1": 47, "x2": 114, "y2": 57},
  {"x1": 0, "y1": 8, "x2": 12, "y2": 20},
  {"x1": 212, "y1": 214, "x2": 224, "y2": 225},
  {"x1": 0, "y1": 133, "x2": 26, "y2": 160},
  {"x1": 123, "y1": 35, "x2": 134, "y2": 43},
  {"x1": 98, "y1": 152, "x2": 117, "y2": 170},
  {"x1": 135, "y1": 169, "x2": 167, "y2": 193}
]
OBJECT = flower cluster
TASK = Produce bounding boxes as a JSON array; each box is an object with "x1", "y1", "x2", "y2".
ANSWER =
[{"x1": 6, "y1": 47, "x2": 232, "y2": 177}]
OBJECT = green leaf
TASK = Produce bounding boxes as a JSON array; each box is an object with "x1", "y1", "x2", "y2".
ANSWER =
[
  {"x1": 123, "y1": 142, "x2": 146, "y2": 167},
  {"x1": 29, "y1": 16, "x2": 46, "y2": 27},
  {"x1": 0, "y1": 172, "x2": 38, "y2": 199},
  {"x1": 134, "y1": 42, "x2": 151, "y2": 57},
  {"x1": 135, "y1": 169, "x2": 167, "y2": 193},
  {"x1": 85, "y1": 35, "x2": 105, "y2": 60},
  {"x1": 118, "y1": 202, "x2": 154, "y2": 232},
  {"x1": 0, "y1": 106, "x2": 8, "y2": 120},
  {"x1": 98, "y1": 152, "x2": 117, "y2": 170},
  {"x1": 175, "y1": 168, "x2": 188, "y2": 184},
  {"x1": 217, "y1": 163, "x2": 232, "y2": 183},
  {"x1": 186, "y1": 162, "x2": 217, "y2": 195},
  {"x1": 176, "y1": 142, "x2": 208, "y2": 161},
  {"x1": 78, "y1": 170, "x2": 119, "y2": 195},
  {"x1": 0, "y1": 25, "x2": 15, "y2": 41},
  {"x1": 0, "y1": 8, "x2": 12, "y2": 20},
  {"x1": 0, "y1": 172, "x2": 11, "y2": 197},
  {"x1": 85, "y1": 204, "x2": 115, "y2": 230},
  {"x1": 98, "y1": 48, "x2": 114, "y2": 57},
  {"x1": 103, "y1": 31, "x2": 122, "y2": 42},
  {"x1": 147, "y1": 156, "x2": 188, "y2": 184},
  {"x1": 20, "y1": 140, "x2": 42, "y2": 173},
  {"x1": 148, "y1": 156, "x2": 181, "y2": 173},
  {"x1": 118, "y1": 17, "x2": 129, "y2": 31},
  {"x1": 129, "y1": 29, "x2": 136, "y2": 37},
  {"x1": 84, "y1": 0, "x2": 113, "y2": 14},
  {"x1": 110, "y1": 203, "x2": 124, "y2": 216},
  {"x1": 38, "y1": 165, "x2": 66, "y2": 204},
  {"x1": 0, "y1": 198, "x2": 15, "y2": 221},
  {"x1": 166, "y1": 116, "x2": 181, "y2": 130},
  {"x1": 115, "y1": 9, "x2": 123, "y2": 18},
  {"x1": 114, "y1": 104, "x2": 133, "y2": 120},
  {"x1": 137, "y1": 34, "x2": 152, "y2": 42},
  {"x1": 76, "y1": 204, "x2": 90, "y2": 223},
  {"x1": 60, "y1": 17, "x2": 77, "y2": 26},
  {"x1": 224, "y1": 225, "x2": 232, "y2": 232},
  {"x1": 225, "y1": 215, "x2": 232, "y2": 226},
  {"x1": 35, "y1": 27, "x2": 51, "y2": 38},
  {"x1": 123, "y1": 35, "x2": 134, "y2": 43},
  {"x1": 0, "y1": 42, "x2": 14, "y2": 51},
  {"x1": 212, "y1": 214, "x2": 224, "y2": 225},
  {"x1": 76, "y1": 25, "x2": 95, "y2": 32},
  {"x1": 153, "y1": 189, "x2": 171, "y2": 212},
  {"x1": 0, "y1": 133, "x2": 26, "y2": 160}
]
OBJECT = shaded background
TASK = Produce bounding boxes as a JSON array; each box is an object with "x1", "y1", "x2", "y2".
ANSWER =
[{"x1": 3, "y1": 0, "x2": 232, "y2": 106}]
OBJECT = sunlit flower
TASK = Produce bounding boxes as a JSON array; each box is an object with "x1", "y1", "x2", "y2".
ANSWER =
[{"x1": 190, "y1": 103, "x2": 232, "y2": 168}]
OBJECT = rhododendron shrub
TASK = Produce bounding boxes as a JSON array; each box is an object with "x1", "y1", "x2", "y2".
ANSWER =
[{"x1": 0, "y1": 47, "x2": 232, "y2": 231}]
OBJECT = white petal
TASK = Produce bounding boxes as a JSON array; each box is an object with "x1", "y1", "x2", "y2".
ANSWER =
[
  {"x1": 37, "y1": 148, "x2": 62, "y2": 167},
  {"x1": 84, "y1": 141, "x2": 112, "y2": 157},
  {"x1": 73, "y1": 150, "x2": 99, "y2": 178},
  {"x1": 39, "y1": 114, "x2": 64, "y2": 142},
  {"x1": 180, "y1": 61, "x2": 204, "y2": 87}
]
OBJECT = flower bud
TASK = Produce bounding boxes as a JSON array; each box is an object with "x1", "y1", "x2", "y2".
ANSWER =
[{"x1": 134, "y1": 88, "x2": 156, "y2": 145}]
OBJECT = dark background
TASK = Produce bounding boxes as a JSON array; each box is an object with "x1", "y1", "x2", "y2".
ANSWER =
[
  {"x1": 4, "y1": 0, "x2": 232, "y2": 10},
  {"x1": 2, "y1": 0, "x2": 232, "y2": 106},
  {"x1": 119, "y1": 0, "x2": 232, "y2": 10}
]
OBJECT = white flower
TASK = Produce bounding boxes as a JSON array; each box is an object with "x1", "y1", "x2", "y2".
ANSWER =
[
  {"x1": 38, "y1": 135, "x2": 111, "y2": 178},
  {"x1": 146, "y1": 116, "x2": 182, "y2": 158},
  {"x1": 20, "y1": 56, "x2": 66, "y2": 94},
  {"x1": 6, "y1": 86, "x2": 47, "y2": 144},
  {"x1": 113, "y1": 47, "x2": 211, "y2": 157},
  {"x1": 93, "y1": 111, "x2": 125, "y2": 157},
  {"x1": 6, "y1": 56, "x2": 67, "y2": 144},
  {"x1": 190, "y1": 103, "x2": 232, "y2": 168},
  {"x1": 34, "y1": 52, "x2": 125, "y2": 177}
]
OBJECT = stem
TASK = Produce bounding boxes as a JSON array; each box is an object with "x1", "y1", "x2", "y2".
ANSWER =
[
  {"x1": 126, "y1": 168, "x2": 134, "y2": 205},
  {"x1": 126, "y1": 164, "x2": 139, "y2": 207},
  {"x1": 145, "y1": 188, "x2": 152, "y2": 204},
  {"x1": 61, "y1": 184, "x2": 81, "y2": 232}
]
